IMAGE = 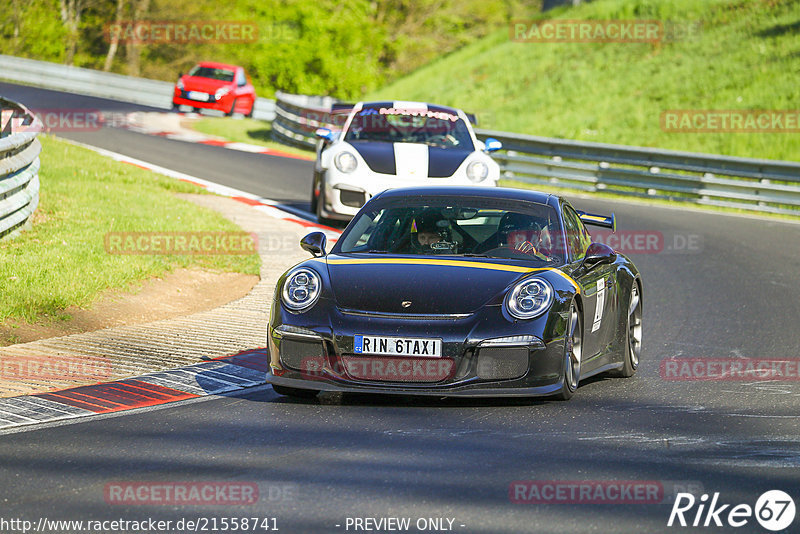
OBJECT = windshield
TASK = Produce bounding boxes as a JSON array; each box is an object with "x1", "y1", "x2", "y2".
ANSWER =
[
  {"x1": 187, "y1": 66, "x2": 235, "y2": 82},
  {"x1": 343, "y1": 106, "x2": 474, "y2": 149},
  {"x1": 337, "y1": 199, "x2": 565, "y2": 265}
]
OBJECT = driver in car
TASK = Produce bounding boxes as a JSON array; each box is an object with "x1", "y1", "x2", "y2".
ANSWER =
[
  {"x1": 498, "y1": 212, "x2": 552, "y2": 261},
  {"x1": 411, "y1": 212, "x2": 456, "y2": 253}
]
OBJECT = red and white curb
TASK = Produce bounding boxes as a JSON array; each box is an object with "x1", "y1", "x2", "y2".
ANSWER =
[
  {"x1": 0, "y1": 350, "x2": 269, "y2": 431},
  {"x1": 118, "y1": 112, "x2": 313, "y2": 161}
]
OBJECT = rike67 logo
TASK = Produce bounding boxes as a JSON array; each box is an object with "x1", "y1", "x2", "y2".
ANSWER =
[{"x1": 668, "y1": 490, "x2": 795, "y2": 531}]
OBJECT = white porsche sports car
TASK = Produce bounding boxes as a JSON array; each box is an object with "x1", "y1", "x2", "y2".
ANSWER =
[{"x1": 312, "y1": 101, "x2": 502, "y2": 223}]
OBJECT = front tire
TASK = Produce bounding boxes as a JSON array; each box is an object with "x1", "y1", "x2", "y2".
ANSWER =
[
  {"x1": 554, "y1": 301, "x2": 582, "y2": 401},
  {"x1": 272, "y1": 384, "x2": 319, "y2": 399},
  {"x1": 226, "y1": 98, "x2": 238, "y2": 117},
  {"x1": 310, "y1": 178, "x2": 319, "y2": 215},
  {"x1": 316, "y1": 188, "x2": 334, "y2": 225}
]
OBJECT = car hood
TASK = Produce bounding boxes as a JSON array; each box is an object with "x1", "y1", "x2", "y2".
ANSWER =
[
  {"x1": 181, "y1": 76, "x2": 231, "y2": 93},
  {"x1": 347, "y1": 142, "x2": 473, "y2": 178},
  {"x1": 324, "y1": 254, "x2": 534, "y2": 315}
]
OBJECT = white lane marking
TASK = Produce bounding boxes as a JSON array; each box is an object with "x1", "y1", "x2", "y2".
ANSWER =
[{"x1": 225, "y1": 142, "x2": 271, "y2": 153}]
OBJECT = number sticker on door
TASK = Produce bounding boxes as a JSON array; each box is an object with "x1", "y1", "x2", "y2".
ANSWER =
[{"x1": 592, "y1": 279, "x2": 606, "y2": 333}]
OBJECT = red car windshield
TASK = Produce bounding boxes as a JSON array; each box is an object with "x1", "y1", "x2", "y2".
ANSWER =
[{"x1": 187, "y1": 66, "x2": 235, "y2": 82}]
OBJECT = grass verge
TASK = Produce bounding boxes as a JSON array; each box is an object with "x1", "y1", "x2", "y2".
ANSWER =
[{"x1": 0, "y1": 135, "x2": 261, "y2": 324}]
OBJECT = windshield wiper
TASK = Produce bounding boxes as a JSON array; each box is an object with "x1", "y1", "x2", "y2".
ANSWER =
[{"x1": 462, "y1": 253, "x2": 490, "y2": 258}]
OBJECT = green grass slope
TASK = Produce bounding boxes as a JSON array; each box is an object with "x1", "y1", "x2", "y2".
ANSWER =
[{"x1": 368, "y1": 0, "x2": 800, "y2": 161}]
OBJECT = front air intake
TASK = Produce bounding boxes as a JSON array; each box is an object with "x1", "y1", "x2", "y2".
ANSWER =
[{"x1": 476, "y1": 347, "x2": 529, "y2": 380}]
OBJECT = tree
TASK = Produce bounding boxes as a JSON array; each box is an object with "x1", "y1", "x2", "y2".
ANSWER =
[
  {"x1": 124, "y1": 0, "x2": 150, "y2": 76},
  {"x1": 58, "y1": 0, "x2": 84, "y2": 64},
  {"x1": 103, "y1": 0, "x2": 125, "y2": 71}
]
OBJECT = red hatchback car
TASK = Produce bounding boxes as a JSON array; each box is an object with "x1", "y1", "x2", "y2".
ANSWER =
[{"x1": 172, "y1": 62, "x2": 256, "y2": 116}]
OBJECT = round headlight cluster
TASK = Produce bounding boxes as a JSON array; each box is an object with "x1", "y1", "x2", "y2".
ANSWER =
[
  {"x1": 215, "y1": 87, "x2": 231, "y2": 100},
  {"x1": 466, "y1": 161, "x2": 488, "y2": 182},
  {"x1": 504, "y1": 278, "x2": 553, "y2": 320},
  {"x1": 282, "y1": 268, "x2": 322, "y2": 312},
  {"x1": 334, "y1": 151, "x2": 358, "y2": 173}
]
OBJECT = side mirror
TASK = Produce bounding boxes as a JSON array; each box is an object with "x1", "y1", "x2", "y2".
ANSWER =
[
  {"x1": 484, "y1": 138, "x2": 502, "y2": 153},
  {"x1": 582, "y1": 242, "x2": 616, "y2": 270},
  {"x1": 300, "y1": 231, "x2": 327, "y2": 257},
  {"x1": 315, "y1": 127, "x2": 334, "y2": 142}
]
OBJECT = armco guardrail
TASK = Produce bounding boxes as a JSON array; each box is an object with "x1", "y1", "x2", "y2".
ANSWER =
[
  {"x1": 0, "y1": 97, "x2": 41, "y2": 240},
  {"x1": 271, "y1": 91, "x2": 337, "y2": 149},
  {"x1": 272, "y1": 93, "x2": 800, "y2": 215},
  {"x1": 0, "y1": 55, "x2": 275, "y2": 121}
]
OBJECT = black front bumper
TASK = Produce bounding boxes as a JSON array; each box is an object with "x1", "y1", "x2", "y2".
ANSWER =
[{"x1": 267, "y1": 303, "x2": 570, "y2": 398}]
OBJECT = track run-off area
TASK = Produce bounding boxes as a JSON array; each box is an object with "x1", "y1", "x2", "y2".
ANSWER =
[{"x1": 1, "y1": 81, "x2": 799, "y2": 533}]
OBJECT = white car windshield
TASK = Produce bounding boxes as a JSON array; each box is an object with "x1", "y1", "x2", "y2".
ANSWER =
[{"x1": 344, "y1": 107, "x2": 474, "y2": 149}]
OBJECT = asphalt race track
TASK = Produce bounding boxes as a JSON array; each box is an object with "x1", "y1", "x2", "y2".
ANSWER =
[{"x1": 2, "y1": 81, "x2": 800, "y2": 533}]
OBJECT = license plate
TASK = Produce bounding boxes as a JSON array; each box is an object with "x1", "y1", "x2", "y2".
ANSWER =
[
  {"x1": 187, "y1": 91, "x2": 209, "y2": 101},
  {"x1": 354, "y1": 335, "x2": 442, "y2": 357}
]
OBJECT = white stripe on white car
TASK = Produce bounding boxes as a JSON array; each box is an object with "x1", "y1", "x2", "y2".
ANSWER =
[{"x1": 394, "y1": 143, "x2": 429, "y2": 178}]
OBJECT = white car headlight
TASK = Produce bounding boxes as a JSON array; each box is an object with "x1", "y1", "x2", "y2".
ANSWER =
[
  {"x1": 504, "y1": 278, "x2": 553, "y2": 320},
  {"x1": 282, "y1": 268, "x2": 322, "y2": 312},
  {"x1": 215, "y1": 87, "x2": 231, "y2": 100},
  {"x1": 334, "y1": 151, "x2": 358, "y2": 173},
  {"x1": 177, "y1": 80, "x2": 184, "y2": 90},
  {"x1": 466, "y1": 161, "x2": 489, "y2": 182}
]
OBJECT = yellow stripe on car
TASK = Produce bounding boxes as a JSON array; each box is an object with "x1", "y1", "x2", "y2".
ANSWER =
[
  {"x1": 324, "y1": 257, "x2": 580, "y2": 293},
  {"x1": 580, "y1": 214, "x2": 608, "y2": 222}
]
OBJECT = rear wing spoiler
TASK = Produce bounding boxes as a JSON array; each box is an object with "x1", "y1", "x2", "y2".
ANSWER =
[{"x1": 577, "y1": 211, "x2": 616, "y2": 231}]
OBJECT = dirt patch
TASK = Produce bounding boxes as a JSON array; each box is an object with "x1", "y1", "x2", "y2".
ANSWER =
[{"x1": 0, "y1": 268, "x2": 258, "y2": 346}]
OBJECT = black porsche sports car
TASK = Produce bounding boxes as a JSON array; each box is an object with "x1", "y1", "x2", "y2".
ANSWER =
[{"x1": 267, "y1": 186, "x2": 642, "y2": 400}]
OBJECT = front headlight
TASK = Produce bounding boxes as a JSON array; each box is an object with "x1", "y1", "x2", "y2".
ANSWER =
[
  {"x1": 504, "y1": 278, "x2": 553, "y2": 320},
  {"x1": 215, "y1": 87, "x2": 231, "y2": 100},
  {"x1": 281, "y1": 268, "x2": 322, "y2": 313},
  {"x1": 466, "y1": 161, "x2": 489, "y2": 182},
  {"x1": 334, "y1": 151, "x2": 358, "y2": 173},
  {"x1": 177, "y1": 80, "x2": 184, "y2": 90}
]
